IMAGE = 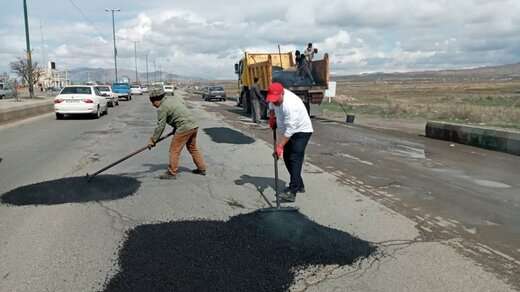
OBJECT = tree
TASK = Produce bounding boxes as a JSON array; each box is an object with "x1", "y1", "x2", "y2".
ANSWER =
[{"x1": 10, "y1": 57, "x2": 42, "y2": 98}]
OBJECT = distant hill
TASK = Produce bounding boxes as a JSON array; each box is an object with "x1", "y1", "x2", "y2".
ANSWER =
[
  {"x1": 333, "y1": 63, "x2": 520, "y2": 82},
  {"x1": 68, "y1": 67, "x2": 203, "y2": 84}
]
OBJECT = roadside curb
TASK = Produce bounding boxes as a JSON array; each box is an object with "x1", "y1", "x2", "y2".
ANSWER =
[
  {"x1": 426, "y1": 121, "x2": 520, "y2": 156},
  {"x1": 0, "y1": 100, "x2": 54, "y2": 125}
]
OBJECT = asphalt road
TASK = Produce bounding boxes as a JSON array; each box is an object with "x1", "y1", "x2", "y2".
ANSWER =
[
  {"x1": 0, "y1": 91, "x2": 517, "y2": 291},
  {"x1": 202, "y1": 95, "x2": 520, "y2": 289}
]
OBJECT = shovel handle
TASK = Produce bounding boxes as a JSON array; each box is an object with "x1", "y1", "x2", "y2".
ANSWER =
[
  {"x1": 87, "y1": 130, "x2": 175, "y2": 181},
  {"x1": 273, "y1": 128, "x2": 280, "y2": 208}
]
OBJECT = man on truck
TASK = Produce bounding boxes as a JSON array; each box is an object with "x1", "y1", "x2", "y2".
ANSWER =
[
  {"x1": 267, "y1": 82, "x2": 313, "y2": 203},
  {"x1": 148, "y1": 88, "x2": 207, "y2": 180}
]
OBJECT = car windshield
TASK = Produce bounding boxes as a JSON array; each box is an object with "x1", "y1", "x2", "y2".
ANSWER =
[
  {"x1": 61, "y1": 87, "x2": 91, "y2": 94},
  {"x1": 210, "y1": 87, "x2": 224, "y2": 91},
  {"x1": 97, "y1": 87, "x2": 110, "y2": 91},
  {"x1": 165, "y1": 86, "x2": 173, "y2": 89},
  {"x1": 131, "y1": 85, "x2": 139, "y2": 88}
]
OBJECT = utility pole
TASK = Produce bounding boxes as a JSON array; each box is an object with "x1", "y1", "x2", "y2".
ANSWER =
[
  {"x1": 105, "y1": 8, "x2": 120, "y2": 83},
  {"x1": 39, "y1": 20, "x2": 47, "y2": 72},
  {"x1": 23, "y1": 0, "x2": 34, "y2": 98},
  {"x1": 153, "y1": 59, "x2": 157, "y2": 82},
  {"x1": 145, "y1": 54, "x2": 149, "y2": 85},
  {"x1": 133, "y1": 41, "x2": 138, "y2": 84}
]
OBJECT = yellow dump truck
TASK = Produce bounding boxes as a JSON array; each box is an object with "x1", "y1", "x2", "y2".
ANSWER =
[{"x1": 234, "y1": 51, "x2": 330, "y2": 116}]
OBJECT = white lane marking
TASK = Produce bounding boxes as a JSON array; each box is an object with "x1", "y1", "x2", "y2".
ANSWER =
[{"x1": 338, "y1": 153, "x2": 374, "y2": 166}]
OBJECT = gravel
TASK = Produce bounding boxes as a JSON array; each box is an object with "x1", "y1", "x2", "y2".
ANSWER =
[
  {"x1": 1, "y1": 175, "x2": 141, "y2": 206},
  {"x1": 102, "y1": 210, "x2": 375, "y2": 292},
  {"x1": 203, "y1": 127, "x2": 256, "y2": 144}
]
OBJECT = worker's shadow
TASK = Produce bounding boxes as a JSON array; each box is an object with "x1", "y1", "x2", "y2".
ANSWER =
[
  {"x1": 235, "y1": 175, "x2": 286, "y2": 205},
  {"x1": 118, "y1": 164, "x2": 192, "y2": 178}
]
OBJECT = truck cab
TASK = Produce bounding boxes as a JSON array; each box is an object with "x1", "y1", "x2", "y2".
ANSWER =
[{"x1": 111, "y1": 83, "x2": 132, "y2": 101}]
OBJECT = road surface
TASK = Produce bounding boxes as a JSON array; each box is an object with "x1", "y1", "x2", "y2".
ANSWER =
[{"x1": 0, "y1": 90, "x2": 517, "y2": 291}]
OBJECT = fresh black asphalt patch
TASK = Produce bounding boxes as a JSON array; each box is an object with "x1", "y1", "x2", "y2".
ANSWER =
[
  {"x1": 102, "y1": 211, "x2": 375, "y2": 292},
  {"x1": 1, "y1": 175, "x2": 140, "y2": 206},
  {"x1": 203, "y1": 127, "x2": 255, "y2": 144}
]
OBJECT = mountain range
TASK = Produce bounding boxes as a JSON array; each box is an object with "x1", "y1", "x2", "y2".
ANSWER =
[
  {"x1": 333, "y1": 63, "x2": 520, "y2": 81},
  {"x1": 67, "y1": 67, "x2": 203, "y2": 83}
]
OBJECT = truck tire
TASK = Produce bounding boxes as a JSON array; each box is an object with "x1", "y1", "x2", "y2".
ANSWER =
[{"x1": 244, "y1": 90, "x2": 251, "y2": 114}]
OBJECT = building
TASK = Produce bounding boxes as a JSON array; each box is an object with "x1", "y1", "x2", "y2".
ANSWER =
[{"x1": 38, "y1": 61, "x2": 70, "y2": 90}]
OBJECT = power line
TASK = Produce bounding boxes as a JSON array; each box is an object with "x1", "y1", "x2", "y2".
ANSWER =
[{"x1": 67, "y1": 0, "x2": 106, "y2": 41}]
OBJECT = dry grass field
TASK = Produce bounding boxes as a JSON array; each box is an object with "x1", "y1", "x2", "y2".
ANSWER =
[
  {"x1": 324, "y1": 79, "x2": 520, "y2": 129},
  {"x1": 209, "y1": 76, "x2": 520, "y2": 129}
]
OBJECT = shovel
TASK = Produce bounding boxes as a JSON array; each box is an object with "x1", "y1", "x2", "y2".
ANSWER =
[
  {"x1": 259, "y1": 128, "x2": 298, "y2": 213},
  {"x1": 86, "y1": 130, "x2": 175, "y2": 182}
]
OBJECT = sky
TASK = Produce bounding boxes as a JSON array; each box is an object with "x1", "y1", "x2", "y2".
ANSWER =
[{"x1": 1, "y1": 0, "x2": 520, "y2": 79}]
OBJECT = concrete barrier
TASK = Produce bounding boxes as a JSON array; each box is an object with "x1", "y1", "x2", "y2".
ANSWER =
[
  {"x1": 0, "y1": 100, "x2": 54, "y2": 125},
  {"x1": 426, "y1": 121, "x2": 520, "y2": 156}
]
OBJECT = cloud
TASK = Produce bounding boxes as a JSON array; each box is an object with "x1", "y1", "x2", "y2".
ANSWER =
[{"x1": 1, "y1": 0, "x2": 520, "y2": 78}]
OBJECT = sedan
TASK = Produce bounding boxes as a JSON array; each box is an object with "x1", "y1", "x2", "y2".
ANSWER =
[
  {"x1": 130, "y1": 85, "x2": 143, "y2": 95},
  {"x1": 54, "y1": 85, "x2": 108, "y2": 120},
  {"x1": 95, "y1": 85, "x2": 119, "y2": 107}
]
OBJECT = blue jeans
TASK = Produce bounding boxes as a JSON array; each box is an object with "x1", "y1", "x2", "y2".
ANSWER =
[{"x1": 283, "y1": 132, "x2": 312, "y2": 193}]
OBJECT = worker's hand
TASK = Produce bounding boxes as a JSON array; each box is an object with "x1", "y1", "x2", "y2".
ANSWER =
[
  {"x1": 147, "y1": 138, "x2": 156, "y2": 150},
  {"x1": 273, "y1": 144, "x2": 284, "y2": 159},
  {"x1": 269, "y1": 114, "x2": 277, "y2": 129}
]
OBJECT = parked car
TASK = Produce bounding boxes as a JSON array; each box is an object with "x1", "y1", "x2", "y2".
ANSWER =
[
  {"x1": 202, "y1": 86, "x2": 226, "y2": 101},
  {"x1": 54, "y1": 85, "x2": 109, "y2": 119},
  {"x1": 112, "y1": 83, "x2": 132, "y2": 101},
  {"x1": 0, "y1": 82, "x2": 15, "y2": 99},
  {"x1": 95, "y1": 85, "x2": 119, "y2": 107},
  {"x1": 130, "y1": 84, "x2": 143, "y2": 95},
  {"x1": 163, "y1": 85, "x2": 175, "y2": 96},
  {"x1": 141, "y1": 86, "x2": 149, "y2": 93}
]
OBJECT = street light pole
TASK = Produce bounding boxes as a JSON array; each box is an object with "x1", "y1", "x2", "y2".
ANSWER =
[
  {"x1": 23, "y1": 0, "x2": 34, "y2": 98},
  {"x1": 105, "y1": 8, "x2": 120, "y2": 83},
  {"x1": 133, "y1": 41, "x2": 138, "y2": 84},
  {"x1": 145, "y1": 54, "x2": 149, "y2": 85},
  {"x1": 153, "y1": 59, "x2": 156, "y2": 82}
]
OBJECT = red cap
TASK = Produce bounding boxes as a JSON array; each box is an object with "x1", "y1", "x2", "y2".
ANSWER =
[{"x1": 266, "y1": 82, "x2": 284, "y2": 103}]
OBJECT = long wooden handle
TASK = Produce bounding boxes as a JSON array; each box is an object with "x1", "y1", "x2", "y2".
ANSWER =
[{"x1": 87, "y1": 131, "x2": 175, "y2": 181}]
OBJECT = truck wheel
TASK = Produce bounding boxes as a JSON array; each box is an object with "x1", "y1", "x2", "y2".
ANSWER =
[{"x1": 244, "y1": 91, "x2": 251, "y2": 114}]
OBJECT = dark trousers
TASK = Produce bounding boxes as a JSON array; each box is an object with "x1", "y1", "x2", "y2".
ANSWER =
[{"x1": 283, "y1": 132, "x2": 312, "y2": 193}]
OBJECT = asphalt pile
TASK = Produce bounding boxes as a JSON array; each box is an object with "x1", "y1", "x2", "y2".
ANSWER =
[
  {"x1": 203, "y1": 127, "x2": 255, "y2": 144},
  {"x1": 102, "y1": 211, "x2": 375, "y2": 292},
  {"x1": 273, "y1": 70, "x2": 315, "y2": 87},
  {"x1": 1, "y1": 175, "x2": 141, "y2": 206}
]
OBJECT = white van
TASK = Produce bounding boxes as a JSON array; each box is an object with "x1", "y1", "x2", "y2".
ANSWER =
[{"x1": 0, "y1": 82, "x2": 15, "y2": 99}]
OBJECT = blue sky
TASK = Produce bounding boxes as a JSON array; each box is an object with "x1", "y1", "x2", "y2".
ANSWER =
[{"x1": 1, "y1": 0, "x2": 520, "y2": 79}]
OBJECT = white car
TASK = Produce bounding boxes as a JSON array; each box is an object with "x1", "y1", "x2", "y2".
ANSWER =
[
  {"x1": 54, "y1": 85, "x2": 109, "y2": 120},
  {"x1": 163, "y1": 85, "x2": 174, "y2": 96},
  {"x1": 141, "y1": 86, "x2": 149, "y2": 93},
  {"x1": 0, "y1": 82, "x2": 15, "y2": 99},
  {"x1": 130, "y1": 85, "x2": 143, "y2": 95},
  {"x1": 95, "y1": 85, "x2": 119, "y2": 107}
]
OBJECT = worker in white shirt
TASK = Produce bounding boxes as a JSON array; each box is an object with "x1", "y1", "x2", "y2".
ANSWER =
[{"x1": 267, "y1": 82, "x2": 313, "y2": 202}]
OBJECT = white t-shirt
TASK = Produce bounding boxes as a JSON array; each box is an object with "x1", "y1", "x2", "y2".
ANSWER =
[{"x1": 269, "y1": 89, "x2": 313, "y2": 138}]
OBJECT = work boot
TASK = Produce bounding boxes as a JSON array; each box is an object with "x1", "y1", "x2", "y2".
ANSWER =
[
  {"x1": 192, "y1": 169, "x2": 207, "y2": 176},
  {"x1": 283, "y1": 187, "x2": 305, "y2": 194},
  {"x1": 278, "y1": 192, "x2": 296, "y2": 203},
  {"x1": 159, "y1": 171, "x2": 176, "y2": 180}
]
